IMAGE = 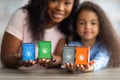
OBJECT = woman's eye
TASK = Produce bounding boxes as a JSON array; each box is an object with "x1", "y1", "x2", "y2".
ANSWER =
[
  {"x1": 65, "y1": 2, "x2": 72, "y2": 6},
  {"x1": 50, "y1": 0, "x2": 58, "y2": 3}
]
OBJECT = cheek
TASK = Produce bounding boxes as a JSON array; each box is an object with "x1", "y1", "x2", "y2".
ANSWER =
[
  {"x1": 48, "y1": 3, "x2": 56, "y2": 14},
  {"x1": 48, "y1": 2, "x2": 56, "y2": 9},
  {"x1": 76, "y1": 26, "x2": 83, "y2": 35},
  {"x1": 65, "y1": 7, "x2": 73, "y2": 17},
  {"x1": 47, "y1": 8, "x2": 52, "y2": 17},
  {"x1": 93, "y1": 27, "x2": 99, "y2": 36},
  {"x1": 96, "y1": 29, "x2": 99, "y2": 35}
]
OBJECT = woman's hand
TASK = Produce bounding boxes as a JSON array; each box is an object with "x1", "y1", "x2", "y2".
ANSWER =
[
  {"x1": 38, "y1": 58, "x2": 51, "y2": 68},
  {"x1": 37, "y1": 54, "x2": 56, "y2": 68},
  {"x1": 64, "y1": 63, "x2": 77, "y2": 72},
  {"x1": 38, "y1": 54, "x2": 62, "y2": 68},
  {"x1": 14, "y1": 53, "x2": 36, "y2": 67}
]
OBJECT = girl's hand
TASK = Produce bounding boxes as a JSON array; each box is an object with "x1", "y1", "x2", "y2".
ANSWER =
[
  {"x1": 14, "y1": 53, "x2": 36, "y2": 67},
  {"x1": 64, "y1": 63, "x2": 77, "y2": 72},
  {"x1": 77, "y1": 61, "x2": 95, "y2": 73}
]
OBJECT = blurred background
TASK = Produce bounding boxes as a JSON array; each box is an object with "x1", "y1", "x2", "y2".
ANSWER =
[{"x1": 0, "y1": 0, "x2": 120, "y2": 46}]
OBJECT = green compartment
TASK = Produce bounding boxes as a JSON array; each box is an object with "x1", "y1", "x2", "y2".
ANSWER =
[{"x1": 38, "y1": 41, "x2": 51, "y2": 59}]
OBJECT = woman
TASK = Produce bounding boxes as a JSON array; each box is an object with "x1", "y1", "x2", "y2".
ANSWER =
[{"x1": 1, "y1": 0, "x2": 79, "y2": 69}]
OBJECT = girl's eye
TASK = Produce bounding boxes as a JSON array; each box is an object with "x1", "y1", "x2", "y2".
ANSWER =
[
  {"x1": 91, "y1": 22, "x2": 98, "y2": 25},
  {"x1": 78, "y1": 21, "x2": 85, "y2": 25}
]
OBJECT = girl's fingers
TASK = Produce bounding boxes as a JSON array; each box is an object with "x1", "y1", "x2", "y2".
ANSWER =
[
  {"x1": 66, "y1": 63, "x2": 70, "y2": 69},
  {"x1": 73, "y1": 64, "x2": 77, "y2": 68},
  {"x1": 79, "y1": 65, "x2": 85, "y2": 70},
  {"x1": 78, "y1": 64, "x2": 94, "y2": 72},
  {"x1": 77, "y1": 64, "x2": 80, "y2": 67},
  {"x1": 71, "y1": 63, "x2": 73, "y2": 68},
  {"x1": 89, "y1": 60, "x2": 95, "y2": 66},
  {"x1": 63, "y1": 63, "x2": 66, "y2": 68},
  {"x1": 84, "y1": 65, "x2": 90, "y2": 69},
  {"x1": 65, "y1": 63, "x2": 77, "y2": 72}
]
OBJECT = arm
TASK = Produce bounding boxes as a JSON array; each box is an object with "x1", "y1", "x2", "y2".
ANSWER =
[
  {"x1": 1, "y1": 32, "x2": 22, "y2": 69},
  {"x1": 92, "y1": 47, "x2": 110, "y2": 71},
  {"x1": 49, "y1": 38, "x2": 66, "y2": 68}
]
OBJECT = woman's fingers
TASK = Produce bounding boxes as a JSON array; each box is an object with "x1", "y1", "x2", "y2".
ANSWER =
[
  {"x1": 41, "y1": 58, "x2": 46, "y2": 63},
  {"x1": 14, "y1": 53, "x2": 22, "y2": 59},
  {"x1": 18, "y1": 60, "x2": 36, "y2": 67},
  {"x1": 38, "y1": 58, "x2": 51, "y2": 68},
  {"x1": 46, "y1": 59, "x2": 50, "y2": 63},
  {"x1": 38, "y1": 59, "x2": 42, "y2": 63},
  {"x1": 39, "y1": 58, "x2": 51, "y2": 63},
  {"x1": 29, "y1": 60, "x2": 36, "y2": 64}
]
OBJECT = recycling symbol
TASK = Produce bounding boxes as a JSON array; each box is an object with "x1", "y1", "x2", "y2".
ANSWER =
[
  {"x1": 65, "y1": 55, "x2": 72, "y2": 60},
  {"x1": 42, "y1": 48, "x2": 48, "y2": 54},
  {"x1": 25, "y1": 51, "x2": 32, "y2": 57},
  {"x1": 79, "y1": 55, "x2": 84, "y2": 60}
]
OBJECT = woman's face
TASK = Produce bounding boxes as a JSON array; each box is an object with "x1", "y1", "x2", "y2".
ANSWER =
[
  {"x1": 76, "y1": 9, "x2": 99, "y2": 41},
  {"x1": 48, "y1": 0, "x2": 74, "y2": 23}
]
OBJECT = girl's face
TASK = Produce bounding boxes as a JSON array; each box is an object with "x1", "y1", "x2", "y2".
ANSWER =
[
  {"x1": 48, "y1": 0, "x2": 74, "y2": 23},
  {"x1": 76, "y1": 9, "x2": 99, "y2": 41}
]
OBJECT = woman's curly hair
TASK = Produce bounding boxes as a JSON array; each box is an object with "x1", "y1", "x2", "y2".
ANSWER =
[{"x1": 22, "y1": 0, "x2": 79, "y2": 41}]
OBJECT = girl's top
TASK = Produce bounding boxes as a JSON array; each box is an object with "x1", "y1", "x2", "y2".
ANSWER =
[
  {"x1": 5, "y1": 9, "x2": 65, "y2": 58},
  {"x1": 68, "y1": 41, "x2": 110, "y2": 71}
]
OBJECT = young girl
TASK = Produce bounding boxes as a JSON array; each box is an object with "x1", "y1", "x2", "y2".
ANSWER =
[
  {"x1": 0, "y1": 0, "x2": 79, "y2": 69},
  {"x1": 54, "y1": 1, "x2": 120, "y2": 72}
]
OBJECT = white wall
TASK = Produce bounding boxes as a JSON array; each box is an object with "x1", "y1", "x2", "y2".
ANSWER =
[
  {"x1": 0, "y1": 0, "x2": 120, "y2": 46},
  {"x1": 81, "y1": 0, "x2": 120, "y2": 35},
  {"x1": 0, "y1": 0, "x2": 28, "y2": 46}
]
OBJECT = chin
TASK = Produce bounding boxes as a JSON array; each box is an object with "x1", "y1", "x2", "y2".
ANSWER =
[
  {"x1": 52, "y1": 19, "x2": 63, "y2": 23},
  {"x1": 83, "y1": 37, "x2": 93, "y2": 41}
]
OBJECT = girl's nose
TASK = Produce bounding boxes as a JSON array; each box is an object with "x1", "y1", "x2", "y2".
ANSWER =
[{"x1": 85, "y1": 23, "x2": 91, "y2": 29}]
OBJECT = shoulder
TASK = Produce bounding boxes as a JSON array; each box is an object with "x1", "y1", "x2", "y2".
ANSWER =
[
  {"x1": 67, "y1": 41, "x2": 82, "y2": 46},
  {"x1": 95, "y1": 42, "x2": 106, "y2": 49},
  {"x1": 5, "y1": 9, "x2": 28, "y2": 41},
  {"x1": 12, "y1": 9, "x2": 28, "y2": 19},
  {"x1": 94, "y1": 42, "x2": 108, "y2": 53}
]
